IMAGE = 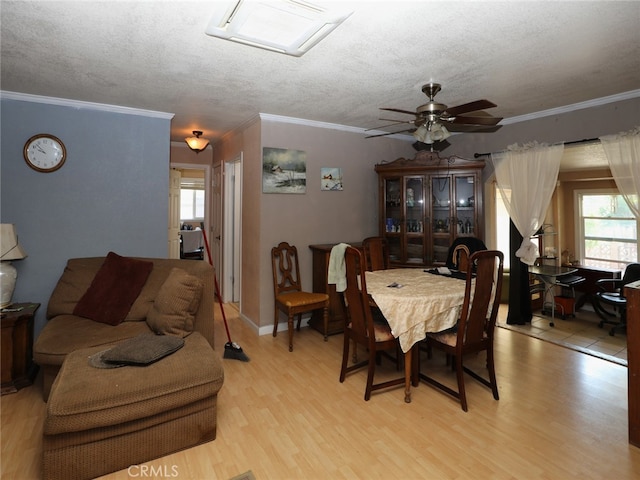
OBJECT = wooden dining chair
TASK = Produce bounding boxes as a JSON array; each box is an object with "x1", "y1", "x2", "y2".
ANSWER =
[
  {"x1": 362, "y1": 236, "x2": 389, "y2": 271},
  {"x1": 419, "y1": 250, "x2": 504, "y2": 411},
  {"x1": 339, "y1": 246, "x2": 404, "y2": 400},
  {"x1": 271, "y1": 242, "x2": 329, "y2": 352}
]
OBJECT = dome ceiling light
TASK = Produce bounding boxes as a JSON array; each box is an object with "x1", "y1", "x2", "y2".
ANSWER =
[{"x1": 185, "y1": 131, "x2": 210, "y2": 152}]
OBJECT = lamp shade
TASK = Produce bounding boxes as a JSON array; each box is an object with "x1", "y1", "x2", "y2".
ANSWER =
[
  {"x1": 0, "y1": 224, "x2": 26, "y2": 308},
  {"x1": 0, "y1": 224, "x2": 27, "y2": 261},
  {"x1": 185, "y1": 131, "x2": 210, "y2": 152}
]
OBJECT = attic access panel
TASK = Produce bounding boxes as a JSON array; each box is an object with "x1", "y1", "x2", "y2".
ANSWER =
[{"x1": 205, "y1": 0, "x2": 353, "y2": 57}]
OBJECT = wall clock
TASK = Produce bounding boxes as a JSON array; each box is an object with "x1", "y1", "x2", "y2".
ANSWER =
[{"x1": 23, "y1": 134, "x2": 67, "y2": 172}]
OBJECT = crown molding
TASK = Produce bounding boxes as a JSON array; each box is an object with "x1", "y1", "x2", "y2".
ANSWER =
[
  {"x1": 4, "y1": 88, "x2": 637, "y2": 139},
  {"x1": 259, "y1": 112, "x2": 415, "y2": 141},
  {"x1": 258, "y1": 89, "x2": 640, "y2": 139},
  {"x1": 260, "y1": 113, "x2": 364, "y2": 134},
  {"x1": 0, "y1": 91, "x2": 174, "y2": 120},
  {"x1": 500, "y1": 89, "x2": 640, "y2": 125}
]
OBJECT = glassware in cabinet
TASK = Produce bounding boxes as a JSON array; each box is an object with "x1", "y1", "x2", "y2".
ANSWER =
[{"x1": 454, "y1": 175, "x2": 477, "y2": 236}]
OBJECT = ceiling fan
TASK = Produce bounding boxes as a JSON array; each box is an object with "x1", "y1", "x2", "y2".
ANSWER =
[{"x1": 366, "y1": 83, "x2": 502, "y2": 144}]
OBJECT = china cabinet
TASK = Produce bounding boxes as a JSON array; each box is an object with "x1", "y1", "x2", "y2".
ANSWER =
[{"x1": 375, "y1": 151, "x2": 485, "y2": 267}]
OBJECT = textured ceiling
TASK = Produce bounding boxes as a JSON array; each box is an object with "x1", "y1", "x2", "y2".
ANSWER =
[{"x1": 2, "y1": 0, "x2": 640, "y2": 149}]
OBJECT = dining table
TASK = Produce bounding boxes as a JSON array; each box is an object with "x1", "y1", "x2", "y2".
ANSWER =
[{"x1": 364, "y1": 268, "x2": 468, "y2": 403}]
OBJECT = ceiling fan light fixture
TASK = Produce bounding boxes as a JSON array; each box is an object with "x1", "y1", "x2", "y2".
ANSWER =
[
  {"x1": 432, "y1": 123, "x2": 451, "y2": 141},
  {"x1": 206, "y1": 0, "x2": 353, "y2": 57},
  {"x1": 413, "y1": 122, "x2": 451, "y2": 144},
  {"x1": 185, "y1": 131, "x2": 210, "y2": 152},
  {"x1": 413, "y1": 124, "x2": 429, "y2": 143}
]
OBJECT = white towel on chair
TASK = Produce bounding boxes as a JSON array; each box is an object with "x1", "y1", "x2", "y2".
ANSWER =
[{"x1": 328, "y1": 243, "x2": 350, "y2": 293}]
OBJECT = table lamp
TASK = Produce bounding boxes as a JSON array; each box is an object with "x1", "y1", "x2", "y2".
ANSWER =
[{"x1": 0, "y1": 224, "x2": 28, "y2": 308}]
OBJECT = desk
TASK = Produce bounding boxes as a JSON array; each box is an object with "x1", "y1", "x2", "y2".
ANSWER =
[
  {"x1": 529, "y1": 265, "x2": 577, "y2": 326},
  {"x1": 365, "y1": 269, "x2": 467, "y2": 402}
]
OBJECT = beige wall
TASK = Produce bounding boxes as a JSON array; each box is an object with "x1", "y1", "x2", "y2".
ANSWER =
[
  {"x1": 445, "y1": 97, "x2": 640, "y2": 164},
  {"x1": 212, "y1": 118, "x2": 263, "y2": 328},
  {"x1": 451, "y1": 96, "x2": 638, "y2": 302},
  {"x1": 214, "y1": 116, "x2": 414, "y2": 331},
  {"x1": 171, "y1": 141, "x2": 213, "y2": 165},
  {"x1": 450, "y1": 96, "x2": 639, "y2": 262},
  {"x1": 209, "y1": 95, "x2": 639, "y2": 331}
]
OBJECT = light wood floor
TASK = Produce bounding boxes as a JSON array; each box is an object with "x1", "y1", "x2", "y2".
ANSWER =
[
  {"x1": 2, "y1": 303, "x2": 639, "y2": 480},
  {"x1": 499, "y1": 306, "x2": 628, "y2": 364}
]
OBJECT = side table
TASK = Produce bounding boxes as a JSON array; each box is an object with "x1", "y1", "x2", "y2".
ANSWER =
[
  {"x1": 1, "y1": 303, "x2": 40, "y2": 395},
  {"x1": 308, "y1": 243, "x2": 363, "y2": 336}
]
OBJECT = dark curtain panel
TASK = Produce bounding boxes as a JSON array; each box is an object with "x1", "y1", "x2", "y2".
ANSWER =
[{"x1": 507, "y1": 220, "x2": 532, "y2": 325}]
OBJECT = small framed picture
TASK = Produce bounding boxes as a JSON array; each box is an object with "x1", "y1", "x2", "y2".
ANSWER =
[{"x1": 321, "y1": 167, "x2": 343, "y2": 191}]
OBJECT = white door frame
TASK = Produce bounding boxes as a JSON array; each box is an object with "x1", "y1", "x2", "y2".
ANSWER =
[
  {"x1": 168, "y1": 168, "x2": 181, "y2": 259},
  {"x1": 169, "y1": 162, "x2": 212, "y2": 255},
  {"x1": 223, "y1": 154, "x2": 243, "y2": 303}
]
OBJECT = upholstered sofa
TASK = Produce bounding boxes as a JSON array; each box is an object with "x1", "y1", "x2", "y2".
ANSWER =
[
  {"x1": 33, "y1": 253, "x2": 225, "y2": 480},
  {"x1": 34, "y1": 253, "x2": 220, "y2": 399}
]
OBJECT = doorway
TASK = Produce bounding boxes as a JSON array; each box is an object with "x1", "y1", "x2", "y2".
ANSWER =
[
  {"x1": 169, "y1": 163, "x2": 212, "y2": 260},
  {"x1": 223, "y1": 154, "x2": 243, "y2": 303}
]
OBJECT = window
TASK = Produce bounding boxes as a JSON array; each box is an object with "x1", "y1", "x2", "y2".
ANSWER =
[
  {"x1": 577, "y1": 190, "x2": 638, "y2": 270},
  {"x1": 495, "y1": 186, "x2": 511, "y2": 269},
  {"x1": 180, "y1": 178, "x2": 205, "y2": 221}
]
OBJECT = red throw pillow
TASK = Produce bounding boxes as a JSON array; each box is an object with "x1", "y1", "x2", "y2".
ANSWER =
[{"x1": 73, "y1": 252, "x2": 153, "y2": 325}]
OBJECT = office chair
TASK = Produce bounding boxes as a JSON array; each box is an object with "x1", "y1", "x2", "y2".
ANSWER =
[
  {"x1": 593, "y1": 263, "x2": 640, "y2": 336},
  {"x1": 445, "y1": 237, "x2": 487, "y2": 270}
]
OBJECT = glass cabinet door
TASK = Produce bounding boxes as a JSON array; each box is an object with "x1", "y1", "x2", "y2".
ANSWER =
[
  {"x1": 405, "y1": 176, "x2": 425, "y2": 264},
  {"x1": 454, "y1": 175, "x2": 477, "y2": 237},
  {"x1": 383, "y1": 177, "x2": 402, "y2": 263},
  {"x1": 431, "y1": 176, "x2": 451, "y2": 264}
]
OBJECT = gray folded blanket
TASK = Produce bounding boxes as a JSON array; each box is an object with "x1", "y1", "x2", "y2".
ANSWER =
[{"x1": 88, "y1": 333, "x2": 185, "y2": 369}]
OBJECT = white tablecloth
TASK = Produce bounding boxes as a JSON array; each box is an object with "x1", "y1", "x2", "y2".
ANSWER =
[{"x1": 365, "y1": 269, "x2": 467, "y2": 353}]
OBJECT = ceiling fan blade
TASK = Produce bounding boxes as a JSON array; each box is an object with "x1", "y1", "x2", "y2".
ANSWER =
[
  {"x1": 380, "y1": 107, "x2": 417, "y2": 115},
  {"x1": 448, "y1": 115, "x2": 503, "y2": 126},
  {"x1": 365, "y1": 120, "x2": 411, "y2": 132},
  {"x1": 379, "y1": 117, "x2": 413, "y2": 123},
  {"x1": 366, "y1": 128, "x2": 415, "y2": 139},
  {"x1": 444, "y1": 99, "x2": 496, "y2": 117},
  {"x1": 444, "y1": 123, "x2": 503, "y2": 133}
]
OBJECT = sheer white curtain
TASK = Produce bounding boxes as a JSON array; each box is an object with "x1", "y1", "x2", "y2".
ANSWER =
[
  {"x1": 600, "y1": 126, "x2": 640, "y2": 219},
  {"x1": 490, "y1": 142, "x2": 564, "y2": 265}
]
